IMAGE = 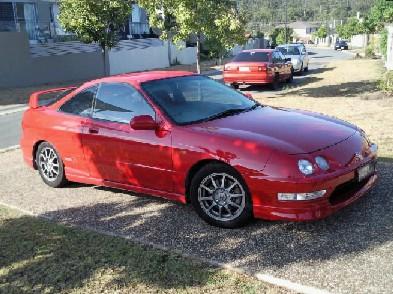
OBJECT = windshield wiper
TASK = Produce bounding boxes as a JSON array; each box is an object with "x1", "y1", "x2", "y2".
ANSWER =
[{"x1": 202, "y1": 104, "x2": 260, "y2": 122}]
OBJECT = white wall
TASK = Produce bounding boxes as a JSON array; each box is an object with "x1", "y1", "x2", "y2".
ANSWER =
[
  {"x1": 350, "y1": 34, "x2": 368, "y2": 48},
  {"x1": 386, "y1": 25, "x2": 393, "y2": 70},
  {"x1": 108, "y1": 41, "x2": 197, "y2": 75},
  {"x1": 168, "y1": 41, "x2": 197, "y2": 65},
  {"x1": 109, "y1": 45, "x2": 170, "y2": 75}
]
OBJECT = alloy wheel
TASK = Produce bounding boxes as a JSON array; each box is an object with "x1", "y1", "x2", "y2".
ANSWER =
[
  {"x1": 38, "y1": 147, "x2": 60, "y2": 182},
  {"x1": 198, "y1": 172, "x2": 246, "y2": 222}
]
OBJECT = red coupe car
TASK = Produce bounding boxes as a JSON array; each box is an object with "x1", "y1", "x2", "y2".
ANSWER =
[
  {"x1": 21, "y1": 71, "x2": 378, "y2": 228},
  {"x1": 223, "y1": 49, "x2": 293, "y2": 89}
]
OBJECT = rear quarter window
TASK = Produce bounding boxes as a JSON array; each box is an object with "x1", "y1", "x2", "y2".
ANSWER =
[{"x1": 37, "y1": 88, "x2": 75, "y2": 107}]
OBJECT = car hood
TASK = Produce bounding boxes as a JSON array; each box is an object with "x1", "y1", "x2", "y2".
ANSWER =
[{"x1": 191, "y1": 106, "x2": 358, "y2": 155}]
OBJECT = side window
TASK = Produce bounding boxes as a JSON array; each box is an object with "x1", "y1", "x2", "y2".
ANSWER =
[
  {"x1": 93, "y1": 83, "x2": 155, "y2": 123},
  {"x1": 59, "y1": 86, "x2": 96, "y2": 116},
  {"x1": 272, "y1": 52, "x2": 279, "y2": 63},
  {"x1": 278, "y1": 52, "x2": 286, "y2": 61}
]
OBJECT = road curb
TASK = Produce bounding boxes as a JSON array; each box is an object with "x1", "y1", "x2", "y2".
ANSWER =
[
  {"x1": 0, "y1": 200, "x2": 331, "y2": 294},
  {"x1": 0, "y1": 106, "x2": 28, "y2": 116},
  {"x1": 0, "y1": 145, "x2": 20, "y2": 154}
]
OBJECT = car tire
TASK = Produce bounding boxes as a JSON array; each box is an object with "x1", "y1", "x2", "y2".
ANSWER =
[
  {"x1": 270, "y1": 74, "x2": 280, "y2": 90},
  {"x1": 190, "y1": 163, "x2": 253, "y2": 228},
  {"x1": 36, "y1": 142, "x2": 67, "y2": 188},
  {"x1": 304, "y1": 65, "x2": 309, "y2": 72},
  {"x1": 286, "y1": 72, "x2": 293, "y2": 83}
]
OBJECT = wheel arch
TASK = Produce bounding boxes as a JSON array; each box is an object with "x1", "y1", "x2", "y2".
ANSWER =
[
  {"x1": 184, "y1": 158, "x2": 245, "y2": 203},
  {"x1": 32, "y1": 140, "x2": 46, "y2": 169}
]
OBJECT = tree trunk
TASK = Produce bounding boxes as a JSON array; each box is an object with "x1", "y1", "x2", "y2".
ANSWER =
[
  {"x1": 102, "y1": 46, "x2": 110, "y2": 76},
  {"x1": 196, "y1": 33, "x2": 201, "y2": 74},
  {"x1": 168, "y1": 35, "x2": 173, "y2": 66}
]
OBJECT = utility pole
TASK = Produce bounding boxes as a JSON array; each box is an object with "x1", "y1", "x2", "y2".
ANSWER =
[{"x1": 285, "y1": 0, "x2": 288, "y2": 43}]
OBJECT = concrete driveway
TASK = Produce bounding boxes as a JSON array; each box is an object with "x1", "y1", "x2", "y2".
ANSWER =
[{"x1": 0, "y1": 149, "x2": 392, "y2": 294}]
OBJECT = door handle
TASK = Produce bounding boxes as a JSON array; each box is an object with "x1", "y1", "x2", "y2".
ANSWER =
[{"x1": 88, "y1": 128, "x2": 99, "y2": 134}]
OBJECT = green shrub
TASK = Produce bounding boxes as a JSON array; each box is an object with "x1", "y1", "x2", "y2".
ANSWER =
[
  {"x1": 380, "y1": 29, "x2": 388, "y2": 58},
  {"x1": 379, "y1": 71, "x2": 393, "y2": 94},
  {"x1": 365, "y1": 44, "x2": 375, "y2": 58}
]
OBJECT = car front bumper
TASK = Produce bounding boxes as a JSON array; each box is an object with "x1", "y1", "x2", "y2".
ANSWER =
[{"x1": 252, "y1": 172, "x2": 378, "y2": 221}]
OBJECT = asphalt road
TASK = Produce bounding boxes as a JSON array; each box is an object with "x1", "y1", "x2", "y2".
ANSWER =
[
  {"x1": 1, "y1": 150, "x2": 392, "y2": 294},
  {"x1": 0, "y1": 47, "x2": 353, "y2": 150},
  {"x1": 0, "y1": 112, "x2": 23, "y2": 149}
]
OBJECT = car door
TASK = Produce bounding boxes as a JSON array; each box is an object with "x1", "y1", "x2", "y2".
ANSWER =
[
  {"x1": 81, "y1": 82, "x2": 174, "y2": 192},
  {"x1": 55, "y1": 86, "x2": 97, "y2": 178}
]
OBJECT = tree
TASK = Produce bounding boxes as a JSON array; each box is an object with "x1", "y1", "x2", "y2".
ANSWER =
[
  {"x1": 139, "y1": 0, "x2": 246, "y2": 74},
  {"x1": 336, "y1": 18, "x2": 365, "y2": 40},
  {"x1": 366, "y1": 0, "x2": 393, "y2": 32},
  {"x1": 314, "y1": 25, "x2": 328, "y2": 39},
  {"x1": 270, "y1": 27, "x2": 293, "y2": 45},
  {"x1": 59, "y1": 0, "x2": 132, "y2": 75}
]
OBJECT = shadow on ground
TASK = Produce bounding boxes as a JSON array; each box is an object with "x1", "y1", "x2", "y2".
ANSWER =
[
  {"x1": 281, "y1": 80, "x2": 378, "y2": 98},
  {"x1": 0, "y1": 205, "x2": 220, "y2": 293},
  {"x1": 24, "y1": 162, "x2": 393, "y2": 276}
]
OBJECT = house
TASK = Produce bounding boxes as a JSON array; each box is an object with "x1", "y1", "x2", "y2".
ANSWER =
[
  {"x1": 0, "y1": 0, "x2": 153, "y2": 43},
  {"x1": 288, "y1": 21, "x2": 320, "y2": 42}
]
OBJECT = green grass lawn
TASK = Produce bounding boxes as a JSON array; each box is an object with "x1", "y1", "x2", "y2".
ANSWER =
[{"x1": 0, "y1": 205, "x2": 282, "y2": 294}]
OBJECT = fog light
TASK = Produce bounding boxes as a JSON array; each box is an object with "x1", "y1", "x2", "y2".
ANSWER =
[{"x1": 278, "y1": 190, "x2": 326, "y2": 201}]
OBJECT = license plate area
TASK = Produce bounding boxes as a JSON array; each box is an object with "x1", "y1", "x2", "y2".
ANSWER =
[
  {"x1": 239, "y1": 67, "x2": 250, "y2": 72},
  {"x1": 357, "y1": 162, "x2": 376, "y2": 182}
]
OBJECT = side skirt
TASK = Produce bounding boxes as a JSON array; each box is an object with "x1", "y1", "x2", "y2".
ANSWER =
[{"x1": 66, "y1": 173, "x2": 187, "y2": 204}]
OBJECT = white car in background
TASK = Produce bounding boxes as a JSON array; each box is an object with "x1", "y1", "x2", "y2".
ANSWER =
[{"x1": 277, "y1": 44, "x2": 310, "y2": 73}]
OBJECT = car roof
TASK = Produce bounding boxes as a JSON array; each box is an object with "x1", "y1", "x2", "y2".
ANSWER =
[
  {"x1": 277, "y1": 44, "x2": 300, "y2": 47},
  {"x1": 241, "y1": 49, "x2": 274, "y2": 53},
  {"x1": 87, "y1": 71, "x2": 195, "y2": 86}
]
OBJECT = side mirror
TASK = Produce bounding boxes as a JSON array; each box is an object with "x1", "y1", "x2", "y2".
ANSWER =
[{"x1": 130, "y1": 115, "x2": 157, "y2": 130}]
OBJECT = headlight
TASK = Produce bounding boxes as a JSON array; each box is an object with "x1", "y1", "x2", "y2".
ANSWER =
[
  {"x1": 278, "y1": 190, "x2": 326, "y2": 201},
  {"x1": 298, "y1": 159, "x2": 314, "y2": 175},
  {"x1": 315, "y1": 156, "x2": 329, "y2": 171}
]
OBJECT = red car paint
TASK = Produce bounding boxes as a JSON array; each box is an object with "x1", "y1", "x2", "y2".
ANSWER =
[
  {"x1": 21, "y1": 71, "x2": 378, "y2": 222},
  {"x1": 223, "y1": 49, "x2": 292, "y2": 86}
]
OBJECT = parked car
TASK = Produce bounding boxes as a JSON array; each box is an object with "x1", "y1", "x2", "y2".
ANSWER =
[
  {"x1": 21, "y1": 71, "x2": 378, "y2": 228},
  {"x1": 277, "y1": 44, "x2": 310, "y2": 73},
  {"x1": 223, "y1": 49, "x2": 293, "y2": 90},
  {"x1": 335, "y1": 40, "x2": 349, "y2": 50}
]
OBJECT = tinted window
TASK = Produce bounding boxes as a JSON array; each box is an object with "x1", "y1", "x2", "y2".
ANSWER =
[
  {"x1": 277, "y1": 46, "x2": 300, "y2": 55},
  {"x1": 93, "y1": 83, "x2": 154, "y2": 123},
  {"x1": 59, "y1": 86, "x2": 96, "y2": 116},
  {"x1": 233, "y1": 51, "x2": 269, "y2": 62},
  {"x1": 142, "y1": 75, "x2": 258, "y2": 125},
  {"x1": 39, "y1": 88, "x2": 76, "y2": 107}
]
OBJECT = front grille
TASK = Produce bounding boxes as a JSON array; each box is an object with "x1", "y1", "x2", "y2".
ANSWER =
[{"x1": 329, "y1": 178, "x2": 369, "y2": 206}]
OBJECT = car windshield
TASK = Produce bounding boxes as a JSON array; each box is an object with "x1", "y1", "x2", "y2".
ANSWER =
[
  {"x1": 232, "y1": 51, "x2": 269, "y2": 62},
  {"x1": 141, "y1": 75, "x2": 259, "y2": 125},
  {"x1": 277, "y1": 46, "x2": 300, "y2": 55}
]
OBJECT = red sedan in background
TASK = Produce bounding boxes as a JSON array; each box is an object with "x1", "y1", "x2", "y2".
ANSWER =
[
  {"x1": 223, "y1": 49, "x2": 293, "y2": 90},
  {"x1": 21, "y1": 71, "x2": 378, "y2": 228}
]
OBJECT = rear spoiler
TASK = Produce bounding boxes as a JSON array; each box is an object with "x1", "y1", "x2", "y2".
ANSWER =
[{"x1": 29, "y1": 86, "x2": 77, "y2": 109}]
